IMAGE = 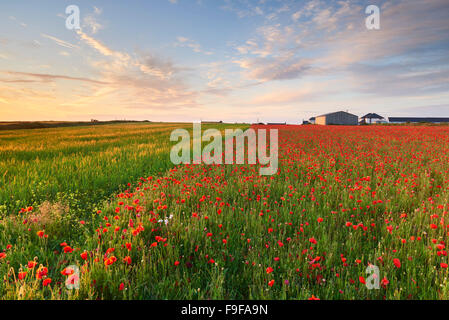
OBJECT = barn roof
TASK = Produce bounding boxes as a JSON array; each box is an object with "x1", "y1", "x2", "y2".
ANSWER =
[
  {"x1": 361, "y1": 113, "x2": 384, "y2": 119},
  {"x1": 316, "y1": 111, "x2": 357, "y2": 117}
]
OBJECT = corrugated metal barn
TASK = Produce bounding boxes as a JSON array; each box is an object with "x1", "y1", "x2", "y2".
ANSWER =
[
  {"x1": 388, "y1": 117, "x2": 449, "y2": 123},
  {"x1": 315, "y1": 111, "x2": 358, "y2": 125}
]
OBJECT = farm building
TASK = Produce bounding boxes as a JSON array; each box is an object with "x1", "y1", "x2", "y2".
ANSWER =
[
  {"x1": 360, "y1": 113, "x2": 385, "y2": 124},
  {"x1": 388, "y1": 117, "x2": 449, "y2": 123},
  {"x1": 315, "y1": 111, "x2": 358, "y2": 126}
]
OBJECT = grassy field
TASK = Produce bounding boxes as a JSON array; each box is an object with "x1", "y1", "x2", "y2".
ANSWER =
[
  {"x1": 0, "y1": 123, "x2": 175, "y2": 218},
  {"x1": 0, "y1": 122, "x2": 244, "y2": 217},
  {"x1": 2, "y1": 124, "x2": 449, "y2": 300}
]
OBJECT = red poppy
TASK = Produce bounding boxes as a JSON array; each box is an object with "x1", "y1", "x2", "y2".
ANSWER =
[
  {"x1": 123, "y1": 256, "x2": 132, "y2": 265},
  {"x1": 61, "y1": 268, "x2": 74, "y2": 276},
  {"x1": 64, "y1": 246, "x2": 73, "y2": 253},
  {"x1": 43, "y1": 278, "x2": 52, "y2": 286},
  {"x1": 393, "y1": 258, "x2": 401, "y2": 268},
  {"x1": 104, "y1": 256, "x2": 117, "y2": 266},
  {"x1": 36, "y1": 267, "x2": 48, "y2": 279},
  {"x1": 18, "y1": 271, "x2": 27, "y2": 280},
  {"x1": 80, "y1": 251, "x2": 88, "y2": 260}
]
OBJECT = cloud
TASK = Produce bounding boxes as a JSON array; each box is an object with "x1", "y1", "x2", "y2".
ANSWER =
[
  {"x1": 234, "y1": 55, "x2": 311, "y2": 82},
  {"x1": 0, "y1": 84, "x2": 56, "y2": 103},
  {"x1": 68, "y1": 30, "x2": 200, "y2": 111},
  {"x1": 76, "y1": 30, "x2": 121, "y2": 58},
  {"x1": 220, "y1": 0, "x2": 267, "y2": 18},
  {"x1": 41, "y1": 33, "x2": 79, "y2": 49},
  {"x1": 9, "y1": 15, "x2": 27, "y2": 28},
  {"x1": 233, "y1": 23, "x2": 299, "y2": 59},
  {"x1": 135, "y1": 53, "x2": 187, "y2": 79},
  {"x1": 0, "y1": 71, "x2": 109, "y2": 85},
  {"x1": 93, "y1": 7, "x2": 103, "y2": 15},
  {"x1": 346, "y1": 60, "x2": 449, "y2": 97},
  {"x1": 309, "y1": 0, "x2": 449, "y2": 97},
  {"x1": 232, "y1": 0, "x2": 449, "y2": 97},
  {"x1": 245, "y1": 88, "x2": 320, "y2": 106},
  {"x1": 83, "y1": 7, "x2": 104, "y2": 34},
  {"x1": 77, "y1": 30, "x2": 183, "y2": 81},
  {"x1": 291, "y1": 10, "x2": 302, "y2": 21},
  {"x1": 84, "y1": 15, "x2": 103, "y2": 34},
  {"x1": 174, "y1": 36, "x2": 213, "y2": 55},
  {"x1": 396, "y1": 104, "x2": 449, "y2": 117}
]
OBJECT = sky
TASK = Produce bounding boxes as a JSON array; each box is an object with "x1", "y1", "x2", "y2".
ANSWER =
[{"x1": 0, "y1": 0, "x2": 448, "y2": 123}]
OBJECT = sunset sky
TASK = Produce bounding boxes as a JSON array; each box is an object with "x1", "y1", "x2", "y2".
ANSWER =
[{"x1": 0, "y1": 0, "x2": 448, "y2": 123}]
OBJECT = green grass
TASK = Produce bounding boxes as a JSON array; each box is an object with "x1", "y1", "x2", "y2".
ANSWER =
[{"x1": 0, "y1": 122, "x2": 245, "y2": 217}]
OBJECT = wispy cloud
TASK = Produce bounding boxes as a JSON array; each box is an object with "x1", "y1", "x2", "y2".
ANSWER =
[
  {"x1": 0, "y1": 71, "x2": 109, "y2": 85},
  {"x1": 9, "y1": 15, "x2": 27, "y2": 28},
  {"x1": 71, "y1": 30, "x2": 199, "y2": 111},
  {"x1": 41, "y1": 33, "x2": 79, "y2": 49},
  {"x1": 221, "y1": 0, "x2": 265, "y2": 18},
  {"x1": 174, "y1": 36, "x2": 213, "y2": 55},
  {"x1": 233, "y1": 55, "x2": 311, "y2": 82},
  {"x1": 76, "y1": 30, "x2": 128, "y2": 61},
  {"x1": 83, "y1": 6, "x2": 104, "y2": 34}
]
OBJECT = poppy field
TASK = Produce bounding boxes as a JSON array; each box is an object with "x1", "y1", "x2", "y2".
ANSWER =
[{"x1": 2, "y1": 124, "x2": 449, "y2": 300}]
